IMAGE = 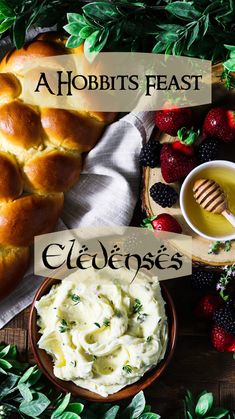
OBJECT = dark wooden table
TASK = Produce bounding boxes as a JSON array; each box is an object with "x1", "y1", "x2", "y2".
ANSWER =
[{"x1": 1, "y1": 276, "x2": 234, "y2": 417}]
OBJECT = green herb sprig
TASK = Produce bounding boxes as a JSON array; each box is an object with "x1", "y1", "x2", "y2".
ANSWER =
[{"x1": 0, "y1": 344, "x2": 233, "y2": 418}]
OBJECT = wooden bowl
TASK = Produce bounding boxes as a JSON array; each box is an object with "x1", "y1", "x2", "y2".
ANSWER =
[{"x1": 29, "y1": 276, "x2": 177, "y2": 402}]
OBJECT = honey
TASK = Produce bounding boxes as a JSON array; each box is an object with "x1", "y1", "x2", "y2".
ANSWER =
[{"x1": 184, "y1": 166, "x2": 235, "y2": 237}]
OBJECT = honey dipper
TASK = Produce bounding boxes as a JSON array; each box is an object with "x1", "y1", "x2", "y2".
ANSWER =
[{"x1": 193, "y1": 178, "x2": 235, "y2": 227}]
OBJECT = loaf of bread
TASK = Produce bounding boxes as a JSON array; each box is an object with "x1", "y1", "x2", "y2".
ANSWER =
[{"x1": 0, "y1": 32, "x2": 116, "y2": 298}]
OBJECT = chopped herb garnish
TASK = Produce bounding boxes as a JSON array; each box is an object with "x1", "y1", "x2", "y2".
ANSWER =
[
  {"x1": 208, "y1": 240, "x2": 221, "y2": 254},
  {"x1": 70, "y1": 293, "x2": 81, "y2": 305},
  {"x1": 93, "y1": 355, "x2": 97, "y2": 361},
  {"x1": 122, "y1": 364, "x2": 132, "y2": 374},
  {"x1": 70, "y1": 361, "x2": 77, "y2": 367},
  {"x1": 114, "y1": 309, "x2": 122, "y2": 318},
  {"x1": 137, "y1": 313, "x2": 148, "y2": 323},
  {"x1": 225, "y1": 240, "x2": 232, "y2": 252},
  {"x1": 103, "y1": 318, "x2": 110, "y2": 327},
  {"x1": 94, "y1": 322, "x2": 101, "y2": 328},
  {"x1": 132, "y1": 298, "x2": 143, "y2": 314},
  {"x1": 147, "y1": 336, "x2": 153, "y2": 343},
  {"x1": 59, "y1": 319, "x2": 69, "y2": 333}
]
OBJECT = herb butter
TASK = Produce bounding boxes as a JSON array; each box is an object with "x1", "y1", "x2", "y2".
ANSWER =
[{"x1": 36, "y1": 270, "x2": 168, "y2": 397}]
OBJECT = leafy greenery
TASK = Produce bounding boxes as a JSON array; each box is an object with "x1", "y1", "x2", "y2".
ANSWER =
[
  {"x1": 182, "y1": 390, "x2": 230, "y2": 419},
  {"x1": 0, "y1": 0, "x2": 234, "y2": 62},
  {"x1": 132, "y1": 298, "x2": 143, "y2": 314},
  {"x1": 0, "y1": 344, "x2": 234, "y2": 418}
]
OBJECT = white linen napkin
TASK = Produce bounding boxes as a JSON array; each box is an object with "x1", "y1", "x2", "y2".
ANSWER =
[{"x1": 0, "y1": 111, "x2": 155, "y2": 328}]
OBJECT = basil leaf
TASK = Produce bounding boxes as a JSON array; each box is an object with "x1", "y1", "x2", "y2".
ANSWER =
[
  {"x1": 83, "y1": 2, "x2": 119, "y2": 20},
  {"x1": 51, "y1": 393, "x2": 71, "y2": 418},
  {"x1": 140, "y1": 413, "x2": 161, "y2": 419},
  {"x1": 19, "y1": 392, "x2": 50, "y2": 417},
  {"x1": 66, "y1": 36, "x2": 84, "y2": 49},
  {"x1": 165, "y1": 1, "x2": 201, "y2": 20},
  {"x1": 18, "y1": 383, "x2": 33, "y2": 402},
  {"x1": 102, "y1": 405, "x2": 119, "y2": 419},
  {"x1": 67, "y1": 403, "x2": 84, "y2": 414},
  {"x1": 195, "y1": 392, "x2": 213, "y2": 416},
  {"x1": 123, "y1": 391, "x2": 146, "y2": 418},
  {"x1": 27, "y1": 368, "x2": 42, "y2": 387}
]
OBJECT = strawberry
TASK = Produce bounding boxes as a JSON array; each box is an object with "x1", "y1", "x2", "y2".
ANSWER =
[
  {"x1": 203, "y1": 108, "x2": 235, "y2": 143},
  {"x1": 194, "y1": 294, "x2": 222, "y2": 320},
  {"x1": 211, "y1": 324, "x2": 235, "y2": 352},
  {"x1": 155, "y1": 106, "x2": 193, "y2": 136},
  {"x1": 142, "y1": 214, "x2": 182, "y2": 234},
  {"x1": 160, "y1": 143, "x2": 196, "y2": 183},
  {"x1": 172, "y1": 141, "x2": 194, "y2": 156},
  {"x1": 172, "y1": 127, "x2": 199, "y2": 156}
]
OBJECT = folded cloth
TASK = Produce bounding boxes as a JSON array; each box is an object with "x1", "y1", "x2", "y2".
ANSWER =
[{"x1": 0, "y1": 111, "x2": 155, "y2": 328}]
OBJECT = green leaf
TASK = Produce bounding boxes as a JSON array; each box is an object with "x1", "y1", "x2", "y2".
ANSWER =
[
  {"x1": 157, "y1": 23, "x2": 183, "y2": 32},
  {"x1": 51, "y1": 393, "x2": 71, "y2": 418},
  {"x1": 19, "y1": 366, "x2": 37, "y2": 385},
  {"x1": 64, "y1": 23, "x2": 85, "y2": 36},
  {"x1": 13, "y1": 16, "x2": 26, "y2": 49},
  {"x1": 0, "y1": 0, "x2": 15, "y2": 18},
  {"x1": 79, "y1": 26, "x2": 94, "y2": 39},
  {"x1": 165, "y1": 1, "x2": 201, "y2": 20},
  {"x1": 59, "y1": 413, "x2": 81, "y2": 419},
  {"x1": 224, "y1": 58, "x2": 235, "y2": 72},
  {"x1": 206, "y1": 407, "x2": 229, "y2": 419},
  {"x1": 123, "y1": 391, "x2": 146, "y2": 418},
  {"x1": 140, "y1": 414, "x2": 161, "y2": 419},
  {"x1": 66, "y1": 36, "x2": 83, "y2": 49},
  {"x1": 67, "y1": 403, "x2": 84, "y2": 414},
  {"x1": 83, "y1": 2, "x2": 119, "y2": 21},
  {"x1": 0, "y1": 359, "x2": 12, "y2": 370},
  {"x1": 187, "y1": 22, "x2": 200, "y2": 49},
  {"x1": 18, "y1": 383, "x2": 33, "y2": 402},
  {"x1": 0, "y1": 345, "x2": 11, "y2": 358},
  {"x1": 19, "y1": 392, "x2": 50, "y2": 417},
  {"x1": 102, "y1": 405, "x2": 119, "y2": 419},
  {"x1": 224, "y1": 44, "x2": 235, "y2": 51},
  {"x1": 91, "y1": 28, "x2": 109, "y2": 52},
  {"x1": 67, "y1": 13, "x2": 85, "y2": 25},
  {"x1": 195, "y1": 392, "x2": 213, "y2": 416},
  {"x1": 0, "y1": 373, "x2": 19, "y2": 399}
]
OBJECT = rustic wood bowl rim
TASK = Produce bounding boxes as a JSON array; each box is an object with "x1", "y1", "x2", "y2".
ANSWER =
[{"x1": 29, "y1": 275, "x2": 177, "y2": 402}]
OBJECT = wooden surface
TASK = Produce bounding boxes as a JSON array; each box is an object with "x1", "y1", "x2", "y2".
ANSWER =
[{"x1": 1, "y1": 276, "x2": 235, "y2": 417}]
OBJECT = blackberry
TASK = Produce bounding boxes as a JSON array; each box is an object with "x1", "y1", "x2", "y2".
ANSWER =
[
  {"x1": 197, "y1": 138, "x2": 220, "y2": 164},
  {"x1": 213, "y1": 302, "x2": 235, "y2": 335},
  {"x1": 150, "y1": 182, "x2": 178, "y2": 208},
  {"x1": 191, "y1": 270, "x2": 219, "y2": 292},
  {"x1": 139, "y1": 139, "x2": 161, "y2": 168}
]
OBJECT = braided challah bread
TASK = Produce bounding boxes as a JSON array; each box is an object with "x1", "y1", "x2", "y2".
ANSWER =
[{"x1": 0, "y1": 32, "x2": 116, "y2": 298}]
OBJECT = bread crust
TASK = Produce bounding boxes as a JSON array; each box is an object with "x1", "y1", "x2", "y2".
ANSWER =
[{"x1": 0, "y1": 246, "x2": 30, "y2": 299}]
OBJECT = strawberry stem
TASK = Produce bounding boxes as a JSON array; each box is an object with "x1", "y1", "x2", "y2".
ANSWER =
[
  {"x1": 141, "y1": 216, "x2": 156, "y2": 230},
  {"x1": 177, "y1": 127, "x2": 200, "y2": 146}
]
